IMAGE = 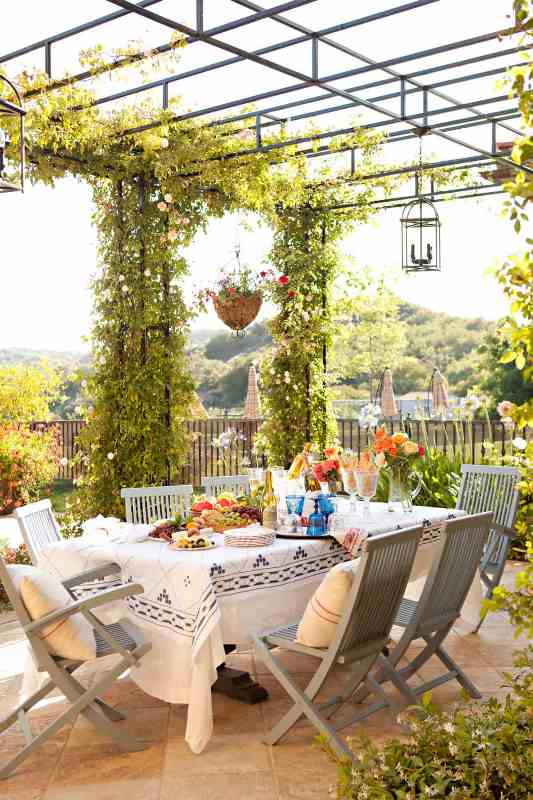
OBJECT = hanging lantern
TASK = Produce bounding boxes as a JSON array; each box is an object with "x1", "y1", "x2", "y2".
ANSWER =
[
  {"x1": 0, "y1": 74, "x2": 25, "y2": 194},
  {"x1": 401, "y1": 133, "x2": 441, "y2": 273}
]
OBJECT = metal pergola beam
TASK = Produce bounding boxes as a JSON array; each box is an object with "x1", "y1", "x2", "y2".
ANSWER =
[
  {"x1": 2, "y1": 1, "x2": 529, "y2": 183},
  {"x1": 103, "y1": 0, "x2": 530, "y2": 176}
]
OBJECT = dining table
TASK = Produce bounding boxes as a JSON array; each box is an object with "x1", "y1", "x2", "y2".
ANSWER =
[{"x1": 26, "y1": 502, "x2": 480, "y2": 754}]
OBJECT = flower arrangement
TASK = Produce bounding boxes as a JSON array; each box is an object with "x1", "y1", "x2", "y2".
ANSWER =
[
  {"x1": 312, "y1": 446, "x2": 342, "y2": 486},
  {"x1": 372, "y1": 428, "x2": 425, "y2": 466}
]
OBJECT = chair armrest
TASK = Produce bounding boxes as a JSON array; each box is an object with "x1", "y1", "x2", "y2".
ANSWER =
[
  {"x1": 492, "y1": 523, "x2": 515, "y2": 540},
  {"x1": 62, "y1": 562, "x2": 121, "y2": 589},
  {"x1": 24, "y1": 582, "x2": 144, "y2": 635}
]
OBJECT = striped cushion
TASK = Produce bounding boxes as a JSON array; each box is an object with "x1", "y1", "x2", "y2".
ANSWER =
[{"x1": 296, "y1": 561, "x2": 360, "y2": 648}]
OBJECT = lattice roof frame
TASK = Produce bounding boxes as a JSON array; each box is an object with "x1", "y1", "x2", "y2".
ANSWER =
[{"x1": 1, "y1": 0, "x2": 531, "y2": 206}]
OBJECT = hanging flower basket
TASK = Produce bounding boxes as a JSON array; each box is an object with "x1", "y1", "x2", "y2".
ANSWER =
[{"x1": 213, "y1": 291, "x2": 262, "y2": 333}]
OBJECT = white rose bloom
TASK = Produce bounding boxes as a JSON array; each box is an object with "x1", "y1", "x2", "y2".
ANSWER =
[
  {"x1": 144, "y1": 269, "x2": 151, "y2": 277},
  {"x1": 164, "y1": 193, "x2": 173, "y2": 203},
  {"x1": 512, "y1": 437, "x2": 527, "y2": 451},
  {"x1": 118, "y1": 274, "x2": 125, "y2": 282},
  {"x1": 59, "y1": 457, "x2": 68, "y2": 466},
  {"x1": 107, "y1": 452, "x2": 115, "y2": 461},
  {"x1": 121, "y1": 284, "x2": 129, "y2": 293}
]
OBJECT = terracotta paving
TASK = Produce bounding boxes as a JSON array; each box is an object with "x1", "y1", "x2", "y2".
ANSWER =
[{"x1": 0, "y1": 564, "x2": 526, "y2": 800}]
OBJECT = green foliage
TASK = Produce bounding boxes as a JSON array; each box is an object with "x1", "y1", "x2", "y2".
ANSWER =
[
  {"x1": 376, "y1": 447, "x2": 462, "y2": 509},
  {"x1": 0, "y1": 426, "x2": 59, "y2": 515},
  {"x1": 0, "y1": 363, "x2": 62, "y2": 423},
  {"x1": 478, "y1": 327, "x2": 531, "y2": 411},
  {"x1": 332, "y1": 287, "x2": 407, "y2": 388},
  {"x1": 496, "y1": 1, "x2": 533, "y2": 428},
  {"x1": 327, "y1": 655, "x2": 533, "y2": 799}
]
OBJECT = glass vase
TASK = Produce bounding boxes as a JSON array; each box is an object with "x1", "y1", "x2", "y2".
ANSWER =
[{"x1": 387, "y1": 465, "x2": 421, "y2": 513}]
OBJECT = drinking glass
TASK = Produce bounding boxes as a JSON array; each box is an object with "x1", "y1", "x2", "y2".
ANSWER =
[
  {"x1": 318, "y1": 494, "x2": 337, "y2": 529},
  {"x1": 355, "y1": 470, "x2": 379, "y2": 517},
  {"x1": 308, "y1": 507, "x2": 326, "y2": 537},
  {"x1": 286, "y1": 494, "x2": 305, "y2": 533},
  {"x1": 340, "y1": 466, "x2": 358, "y2": 510},
  {"x1": 247, "y1": 467, "x2": 265, "y2": 495}
]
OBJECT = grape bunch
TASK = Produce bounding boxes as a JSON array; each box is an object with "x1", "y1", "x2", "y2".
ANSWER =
[
  {"x1": 236, "y1": 506, "x2": 262, "y2": 523},
  {"x1": 149, "y1": 522, "x2": 179, "y2": 542}
]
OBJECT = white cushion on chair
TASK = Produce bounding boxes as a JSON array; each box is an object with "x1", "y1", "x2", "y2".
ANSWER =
[
  {"x1": 296, "y1": 560, "x2": 360, "y2": 648},
  {"x1": 16, "y1": 567, "x2": 96, "y2": 661}
]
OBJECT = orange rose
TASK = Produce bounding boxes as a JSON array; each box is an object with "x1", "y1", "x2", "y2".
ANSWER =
[
  {"x1": 374, "y1": 428, "x2": 387, "y2": 440},
  {"x1": 392, "y1": 432, "x2": 408, "y2": 445},
  {"x1": 388, "y1": 445, "x2": 398, "y2": 457}
]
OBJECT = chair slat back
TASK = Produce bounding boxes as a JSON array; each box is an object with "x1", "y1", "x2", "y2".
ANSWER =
[
  {"x1": 120, "y1": 485, "x2": 193, "y2": 524},
  {"x1": 202, "y1": 475, "x2": 250, "y2": 498},
  {"x1": 14, "y1": 500, "x2": 62, "y2": 565},
  {"x1": 414, "y1": 512, "x2": 492, "y2": 631},
  {"x1": 457, "y1": 465, "x2": 519, "y2": 569},
  {"x1": 334, "y1": 526, "x2": 422, "y2": 658}
]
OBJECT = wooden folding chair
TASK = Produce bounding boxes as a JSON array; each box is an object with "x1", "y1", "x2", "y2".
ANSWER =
[
  {"x1": 352, "y1": 512, "x2": 493, "y2": 712},
  {"x1": 14, "y1": 499, "x2": 121, "y2": 597},
  {"x1": 0, "y1": 557, "x2": 152, "y2": 780},
  {"x1": 120, "y1": 484, "x2": 193, "y2": 524},
  {"x1": 254, "y1": 526, "x2": 423, "y2": 758},
  {"x1": 202, "y1": 475, "x2": 250, "y2": 497},
  {"x1": 457, "y1": 465, "x2": 519, "y2": 629}
]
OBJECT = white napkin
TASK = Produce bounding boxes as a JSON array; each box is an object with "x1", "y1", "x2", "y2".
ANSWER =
[
  {"x1": 109, "y1": 522, "x2": 152, "y2": 543},
  {"x1": 82, "y1": 515, "x2": 123, "y2": 540}
]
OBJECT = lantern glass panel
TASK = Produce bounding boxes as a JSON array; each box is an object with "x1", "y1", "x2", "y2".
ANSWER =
[{"x1": 401, "y1": 198, "x2": 441, "y2": 273}]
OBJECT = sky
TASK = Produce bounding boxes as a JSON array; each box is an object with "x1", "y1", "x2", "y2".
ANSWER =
[{"x1": 0, "y1": 0, "x2": 524, "y2": 352}]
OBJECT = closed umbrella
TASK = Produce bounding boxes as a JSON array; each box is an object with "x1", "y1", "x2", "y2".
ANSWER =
[
  {"x1": 430, "y1": 369, "x2": 449, "y2": 416},
  {"x1": 243, "y1": 364, "x2": 262, "y2": 419},
  {"x1": 377, "y1": 368, "x2": 397, "y2": 417},
  {"x1": 190, "y1": 391, "x2": 209, "y2": 419}
]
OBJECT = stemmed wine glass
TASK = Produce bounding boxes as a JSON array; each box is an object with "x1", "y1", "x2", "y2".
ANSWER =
[
  {"x1": 285, "y1": 494, "x2": 304, "y2": 533},
  {"x1": 340, "y1": 465, "x2": 358, "y2": 510},
  {"x1": 355, "y1": 470, "x2": 379, "y2": 517}
]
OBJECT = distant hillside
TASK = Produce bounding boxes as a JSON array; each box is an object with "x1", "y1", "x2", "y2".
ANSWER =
[
  {"x1": 1, "y1": 301, "x2": 495, "y2": 414},
  {"x1": 0, "y1": 348, "x2": 91, "y2": 370}
]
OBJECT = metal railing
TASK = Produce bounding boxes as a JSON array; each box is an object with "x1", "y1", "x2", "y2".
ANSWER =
[{"x1": 30, "y1": 417, "x2": 528, "y2": 486}]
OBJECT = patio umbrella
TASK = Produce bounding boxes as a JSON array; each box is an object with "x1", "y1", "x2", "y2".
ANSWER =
[
  {"x1": 243, "y1": 364, "x2": 262, "y2": 419},
  {"x1": 377, "y1": 368, "x2": 397, "y2": 417},
  {"x1": 190, "y1": 391, "x2": 209, "y2": 419},
  {"x1": 430, "y1": 369, "x2": 449, "y2": 415}
]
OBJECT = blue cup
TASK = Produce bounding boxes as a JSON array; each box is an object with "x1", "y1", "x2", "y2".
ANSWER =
[{"x1": 307, "y1": 509, "x2": 326, "y2": 537}]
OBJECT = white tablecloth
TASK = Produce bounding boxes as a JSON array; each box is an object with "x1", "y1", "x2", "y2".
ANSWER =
[{"x1": 30, "y1": 504, "x2": 480, "y2": 753}]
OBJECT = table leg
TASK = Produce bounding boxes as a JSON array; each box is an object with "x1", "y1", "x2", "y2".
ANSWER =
[{"x1": 213, "y1": 645, "x2": 269, "y2": 704}]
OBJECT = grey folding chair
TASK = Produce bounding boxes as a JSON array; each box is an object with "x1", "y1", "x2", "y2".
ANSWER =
[
  {"x1": 14, "y1": 499, "x2": 121, "y2": 596},
  {"x1": 202, "y1": 475, "x2": 250, "y2": 497},
  {"x1": 457, "y1": 465, "x2": 519, "y2": 627},
  {"x1": 120, "y1": 484, "x2": 193, "y2": 524},
  {"x1": 254, "y1": 526, "x2": 423, "y2": 758},
  {"x1": 0, "y1": 557, "x2": 152, "y2": 780},
  {"x1": 352, "y1": 512, "x2": 493, "y2": 713}
]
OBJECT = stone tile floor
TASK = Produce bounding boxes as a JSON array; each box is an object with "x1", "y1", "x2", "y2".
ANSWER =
[{"x1": 0, "y1": 564, "x2": 526, "y2": 800}]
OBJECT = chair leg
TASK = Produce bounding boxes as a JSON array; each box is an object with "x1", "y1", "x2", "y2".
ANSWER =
[
  {"x1": 256, "y1": 640, "x2": 353, "y2": 759},
  {"x1": 66, "y1": 671, "x2": 126, "y2": 722},
  {"x1": 376, "y1": 653, "x2": 420, "y2": 707},
  {"x1": 0, "y1": 679, "x2": 56, "y2": 735},
  {"x1": 51, "y1": 662, "x2": 147, "y2": 753},
  {"x1": 433, "y1": 645, "x2": 482, "y2": 699}
]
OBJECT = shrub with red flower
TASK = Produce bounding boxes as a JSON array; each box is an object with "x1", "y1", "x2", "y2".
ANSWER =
[
  {"x1": 278, "y1": 275, "x2": 289, "y2": 286},
  {"x1": 0, "y1": 426, "x2": 60, "y2": 515}
]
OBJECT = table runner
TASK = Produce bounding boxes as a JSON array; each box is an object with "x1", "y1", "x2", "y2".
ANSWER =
[{"x1": 29, "y1": 504, "x2": 476, "y2": 753}]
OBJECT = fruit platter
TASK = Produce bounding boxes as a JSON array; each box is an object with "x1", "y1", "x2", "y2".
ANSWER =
[{"x1": 148, "y1": 493, "x2": 263, "y2": 549}]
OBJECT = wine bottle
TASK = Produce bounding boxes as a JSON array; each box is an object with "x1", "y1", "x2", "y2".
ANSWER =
[
  {"x1": 262, "y1": 468, "x2": 278, "y2": 530},
  {"x1": 303, "y1": 451, "x2": 321, "y2": 492}
]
